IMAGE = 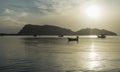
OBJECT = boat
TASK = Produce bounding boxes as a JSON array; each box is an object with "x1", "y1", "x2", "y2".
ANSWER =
[
  {"x1": 68, "y1": 36, "x2": 79, "y2": 42},
  {"x1": 58, "y1": 35, "x2": 64, "y2": 37},
  {"x1": 97, "y1": 34, "x2": 106, "y2": 38},
  {"x1": 33, "y1": 34, "x2": 37, "y2": 37}
]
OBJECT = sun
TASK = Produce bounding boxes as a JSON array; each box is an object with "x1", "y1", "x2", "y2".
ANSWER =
[{"x1": 85, "y1": 5, "x2": 101, "y2": 18}]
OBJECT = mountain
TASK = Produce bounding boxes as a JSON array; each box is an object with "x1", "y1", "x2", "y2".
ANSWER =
[
  {"x1": 75, "y1": 28, "x2": 117, "y2": 35},
  {"x1": 18, "y1": 24, "x2": 74, "y2": 35},
  {"x1": 18, "y1": 24, "x2": 117, "y2": 35}
]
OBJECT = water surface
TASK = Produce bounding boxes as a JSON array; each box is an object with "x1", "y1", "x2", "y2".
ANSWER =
[{"x1": 0, "y1": 36, "x2": 120, "y2": 72}]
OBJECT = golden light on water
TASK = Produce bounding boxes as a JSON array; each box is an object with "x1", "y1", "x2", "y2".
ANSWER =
[
  {"x1": 89, "y1": 43, "x2": 97, "y2": 60},
  {"x1": 88, "y1": 42, "x2": 102, "y2": 70},
  {"x1": 89, "y1": 35, "x2": 97, "y2": 38},
  {"x1": 85, "y1": 5, "x2": 101, "y2": 19},
  {"x1": 89, "y1": 61, "x2": 100, "y2": 70}
]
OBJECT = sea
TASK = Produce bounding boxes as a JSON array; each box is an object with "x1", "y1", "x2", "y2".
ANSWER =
[{"x1": 0, "y1": 35, "x2": 120, "y2": 72}]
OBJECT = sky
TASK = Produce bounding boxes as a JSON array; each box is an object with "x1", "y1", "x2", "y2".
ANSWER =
[{"x1": 0, "y1": 0, "x2": 120, "y2": 35}]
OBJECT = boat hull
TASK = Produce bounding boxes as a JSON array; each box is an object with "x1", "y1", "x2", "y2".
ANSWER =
[{"x1": 68, "y1": 38, "x2": 79, "y2": 41}]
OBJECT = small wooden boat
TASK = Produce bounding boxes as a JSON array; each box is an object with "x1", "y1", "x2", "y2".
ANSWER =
[
  {"x1": 58, "y1": 35, "x2": 64, "y2": 37},
  {"x1": 33, "y1": 34, "x2": 37, "y2": 37},
  {"x1": 98, "y1": 34, "x2": 106, "y2": 38},
  {"x1": 68, "y1": 36, "x2": 79, "y2": 42}
]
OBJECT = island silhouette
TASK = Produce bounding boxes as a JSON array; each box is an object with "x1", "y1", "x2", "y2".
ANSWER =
[
  {"x1": 17, "y1": 24, "x2": 117, "y2": 36},
  {"x1": 0, "y1": 24, "x2": 117, "y2": 36}
]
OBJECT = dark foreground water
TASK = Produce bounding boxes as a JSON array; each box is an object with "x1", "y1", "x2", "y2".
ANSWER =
[{"x1": 0, "y1": 36, "x2": 120, "y2": 72}]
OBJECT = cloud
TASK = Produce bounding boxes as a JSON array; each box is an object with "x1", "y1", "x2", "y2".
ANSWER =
[
  {"x1": 34, "y1": 0, "x2": 84, "y2": 14},
  {"x1": 0, "y1": 16, "x2": 25, "y2": 33},
  {"x1": 18, "y1": 12, "x2": 28, "y2": 17},
  {"x1": 4, "y1": 8, "x2": 14, "y2": 14},
  {"x1": 0, "y1": 0, "x2": 87, "y2": 16},
  {"x1": 0, "y1": 16, "x2": 24, "y2": 27}
]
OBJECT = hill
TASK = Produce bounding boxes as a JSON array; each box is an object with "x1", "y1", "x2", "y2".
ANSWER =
[
  {"x1": 76, "y1": 28, "x2": 117, "y2": 35},
  {"x1": 18, "y1": 24, "x2": 74, "y2": 35},
  {"x1": 18, "y1": 24, "x2": 117, "y2": 35}
]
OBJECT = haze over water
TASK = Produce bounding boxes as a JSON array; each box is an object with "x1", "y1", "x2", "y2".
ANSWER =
[{"x1": 0, "y1": 36, "x2": 120, "y2": 72}]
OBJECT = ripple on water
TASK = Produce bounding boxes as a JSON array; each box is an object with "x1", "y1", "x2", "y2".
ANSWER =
[{"x1": 66, "y1": 70, "x2": 97, "y2": 72}]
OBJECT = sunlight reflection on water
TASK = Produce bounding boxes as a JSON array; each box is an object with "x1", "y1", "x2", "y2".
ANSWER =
[{"x1": 87, "y1": 42, "x2": 102, "y2": 70}]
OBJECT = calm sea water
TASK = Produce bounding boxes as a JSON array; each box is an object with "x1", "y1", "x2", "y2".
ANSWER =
[{"x1": 0, "y1": 36, "x2": 120, "y2": 72}]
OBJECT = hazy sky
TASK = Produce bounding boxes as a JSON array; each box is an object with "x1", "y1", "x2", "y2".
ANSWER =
[{"x1": 0, "y1": 0, "x2": 120, "y2": 34}]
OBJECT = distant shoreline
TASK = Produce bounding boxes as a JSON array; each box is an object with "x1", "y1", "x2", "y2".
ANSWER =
[{"x1": 0, "y1": 34, "x2": 117, "y2": 36}]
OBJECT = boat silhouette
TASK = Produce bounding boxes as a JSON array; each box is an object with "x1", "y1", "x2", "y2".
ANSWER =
[
  {"x1": 97, "y1": 34, "x2": 106, "y2": 38},
  {"x1": 68, "y1": 36, "x2": 79, "y2": 42}
]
